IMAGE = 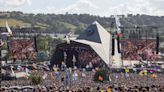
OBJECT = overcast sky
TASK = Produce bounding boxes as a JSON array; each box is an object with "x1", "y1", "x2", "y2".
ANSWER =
[{"x1": 0, "y1": 0, "x2": 164, "y2": 17}]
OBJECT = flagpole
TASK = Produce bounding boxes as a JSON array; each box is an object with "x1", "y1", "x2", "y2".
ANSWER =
[
  {"x1": 64, "y1": 52, "x2": 67, "y2": 88},
  {"x1": 0, "y1": 46, "x2": 2, "y2": 67},
  {"x1": 146, "y1": 27, "x2": 148, "y2": 86}
]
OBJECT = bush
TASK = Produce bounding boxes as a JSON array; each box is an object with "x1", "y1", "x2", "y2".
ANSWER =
[
  {"x1": 93, "y1": 68, "x2": 109, "y2": 82},
  {"x1": 30, "y1": 74, "x2": 43, "y2": 85}
]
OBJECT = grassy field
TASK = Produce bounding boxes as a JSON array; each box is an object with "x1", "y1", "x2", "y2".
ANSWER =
[
  {"x1": 34, "y1": 22, "x2": 50, "y2": 29},
  {"x1": 0, "y1": 18, "x2": 31, "y2": 28},
  {"x1": 59, "y1": 21, "x2": 77, "y2": 31}
]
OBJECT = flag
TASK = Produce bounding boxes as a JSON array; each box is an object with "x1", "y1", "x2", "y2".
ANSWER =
[
  {"x1": 32, "y1": 63, "x2": 37, "y2": 69},
  {"x1": 125, "y1": 72, "x2": 129, "y2": 77},
  {"x1": 149, "y1": 69, "x2": 155, "y2": 73},
  {"x1": 82, "y1": 72, "x2": 86, "y2": 77},
  {"x1": 6, "y1": 21, "x2": 13, "y2": 36},
  {"x1": 115, "y1": 15, "x2": 123, "y2": 37},
  {"x1": 108, "y1": 75, "x2": 112, "y2": 82},
  {"x1": 139, "y1": 70, "x2": 144, "y2": 76},
  {"x1": 132, "y1": 68, "x2": 137, "y2": 72},
  {"x1": 117, "y1": 33, "x2": 123, "y2": 37},
  {"x1": 53, "y1": 66, "x2": 57, "y2": 72},
  {"x1": 151, "y1": 74, "x2": 157, "y2": 79},
  {"x1": 125, "y1": 68, "x2": 129, "y2": 73},
  {"x1": 42, "y1": 72, "x2": 48, "y2": 79},
  {"x1": 157, "y1": 69, "x2": 161, "y2": 72},
  {"x1": 0, "y1": 39, "x2": 4, "y2": 47},
  {"x1": 98, "y1": 75, "x2": 103, "y2": 81},
  {"x1": 65, "y1": 32, "x2": 72, "y2": 44},
  {"x1": 25, "y1": 67, "x2": 30, "y2": 73},
  {"x1": 143, "y1": 70, "x2": 148, "y2": 76},
  {"x1": 115, "y1": 16, "x2": 121, "y2": 32},
  {"x1": 139, "y1": 70, "x2": 147, "y2": 76},
  {"x1": 1, "y1": 21, "x2": 13, "y2": 36}
]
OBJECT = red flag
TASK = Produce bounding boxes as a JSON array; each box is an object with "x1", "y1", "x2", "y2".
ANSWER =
[
  {"x1": 151, "y1": 74, "x2": 157, "y2": 79},
  {"x1": 98, "y1": 75, "x2": 103, "y2": 81},
  {"x1": 117, "y1": 33, "x2": 123, "y2": 37}
]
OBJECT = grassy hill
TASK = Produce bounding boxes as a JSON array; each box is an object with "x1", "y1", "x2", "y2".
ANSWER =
[
  {"x1": 58, "y1": 22, "x2": 77, "y2": 32},
  {"x1": 0, "y1": 11, "x2": 163, "y2": 35},
  {"x1": 34, "y1": 22, "x2": 49, "y2": 29},
  {"x1": 0, "y1": 18, "x2": 31, "y2": 28}
]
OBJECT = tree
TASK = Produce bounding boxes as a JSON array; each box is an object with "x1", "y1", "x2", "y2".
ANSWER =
[
  {"x1": 3, "y1": 51, "x2": 9, "y2": 63},
  {"x1": 37, "y1": 36, "x2": 54, "y2": 51},
  {"x1": 30, "y1": 73, "x2": 43, "y2": 85},
  {"x1": 93, "y1": 68, "x2": 109, "y2": 82}
]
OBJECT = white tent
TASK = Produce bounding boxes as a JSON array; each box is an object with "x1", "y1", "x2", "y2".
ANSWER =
[{"x1": 73, "y1": 21, "x2": 112, "y2": 66}]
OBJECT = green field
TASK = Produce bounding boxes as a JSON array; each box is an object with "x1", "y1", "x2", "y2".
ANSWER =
[{"x1": 0, "y1": 18, "x2": 31, "y2": 28}]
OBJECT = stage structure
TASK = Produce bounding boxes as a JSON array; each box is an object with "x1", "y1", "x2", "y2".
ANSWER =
[{"x1": 50, "y1": 21, "x2": 122, "y2": 68}]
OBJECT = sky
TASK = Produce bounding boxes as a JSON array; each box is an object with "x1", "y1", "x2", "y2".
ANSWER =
[{"x1": 0, "y1": 0, "x2": 164, "y2": 17}]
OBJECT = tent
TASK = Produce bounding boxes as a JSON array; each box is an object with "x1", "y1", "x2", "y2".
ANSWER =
[{"x1": 72, "y1": 21, "x2": 112, "y2": 66}]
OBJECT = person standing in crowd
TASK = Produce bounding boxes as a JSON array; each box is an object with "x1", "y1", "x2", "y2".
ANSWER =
[
  {"x1": 65, "y1": 68, "x2": 70, "y2": 87},
  {"x1": 106, "y1": 85, "x2": 112, "y2": 92}
]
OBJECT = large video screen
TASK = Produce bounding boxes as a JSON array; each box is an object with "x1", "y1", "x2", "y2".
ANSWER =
[
  {"x1": 9, "y1": 39, "x2": 37, "y2": 60},
  {"x1": 121, "y1": 39, "x2": 157, "y2": 61}
]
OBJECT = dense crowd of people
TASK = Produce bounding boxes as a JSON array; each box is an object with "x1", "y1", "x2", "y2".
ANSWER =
[
  {"x1": 121, "y1": 39, "x2": 157, "y2": 61},
  {"x1": 9, "y1": 39, "x2": 37, "y2": 60},
  {"x1": 1, "y1": 39, "x2": 163, "y2": 92},
  {"x1": 1, "y1": 63, "x2": 164, "y2": 92},
  {"x1": 60, "y1": 47, "x2": 104, "y2": 68},
  {"x1": 77, "y1": 49, "x2": 103, "y2": 68}
]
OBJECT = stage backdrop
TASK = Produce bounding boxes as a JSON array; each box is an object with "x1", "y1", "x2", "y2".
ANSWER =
[
  {"x1": 8, "y1": 39, "x2": 37, "y2": 60},
  {"x1": 121, "y1": 39, "x2": 157, "y2": 61}
]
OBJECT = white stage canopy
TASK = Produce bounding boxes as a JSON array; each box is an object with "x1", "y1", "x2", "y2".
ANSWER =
[{"x1": 73, "y1": 21, "x2": 112, "y2": 66}]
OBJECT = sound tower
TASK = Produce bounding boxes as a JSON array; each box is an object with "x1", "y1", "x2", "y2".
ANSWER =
[
  {"x1": 156, "y1": 35, "x2": 159, "y2": 54},
  {"x1": 112, "y1": 37, "x2": 115, "y2": 55},
  {"x1": 34, "y1": 36, "x2": 38, "y2": 52},
  {"x1": 7, "y1": 37, "x2": 9, "y2": 51},
  {"x1": 117, "y1": 36, "x2": 121, "y2": 53}
]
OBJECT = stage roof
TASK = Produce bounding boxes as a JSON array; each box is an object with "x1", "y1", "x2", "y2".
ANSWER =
[{"x1": 73, "y1": 21, "x2": 112, "y2": 66}]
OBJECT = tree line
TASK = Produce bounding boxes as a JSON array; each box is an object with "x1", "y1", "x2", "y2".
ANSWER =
[{"x1": 0, "y1": 11, "x2": 164, "y2": 35}]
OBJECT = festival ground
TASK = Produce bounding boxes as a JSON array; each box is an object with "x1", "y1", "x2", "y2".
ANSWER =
[{"x1": 1, "y1": 67, "x2": 164, "y2": 92}]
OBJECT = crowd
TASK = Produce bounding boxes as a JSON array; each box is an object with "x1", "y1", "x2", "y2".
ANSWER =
[
  {"x1": 121, "y1": 39, "x2": 157, "y2": 61},
  {"x1": 1, "y1": 39, "x2": 163, "y2": 92},
  {"x1": 62, "y1": 47, "x2": 104, "y2": 68},
  {"x1": 9, "y1": 39, "x2": 37, "y2": 60},
  {"x1": 1, "y1": 64, "x2": 164, "y2": 92},
  {"x1": 78, "y1": 49, "x2": 103, "y2": 68}
]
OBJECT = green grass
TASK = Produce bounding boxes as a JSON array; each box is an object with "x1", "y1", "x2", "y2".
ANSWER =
[
  {"x1": 34, "y1": 22, "x2": 50, "y2": 29},
  {"x1": 0, "y1": 18, "x2": 31, "y2": 28},
  {"x1": 59, "y1": 22, "x2": 77, "y2": 30}
]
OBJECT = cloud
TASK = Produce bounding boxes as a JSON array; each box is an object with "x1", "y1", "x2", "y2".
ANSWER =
[
  {"x1": 1, "y1": 0, "x2": 163, "y2": 16},
  {"x1": 51, "y1": 0, "x2": 164, "y2": 16},
  {"x1": 34, "y1": 0, "x2": 99, "y2": 14},
  {"x1": 60, "y1": 0, "x2": 98, "y2": 13},
  {"x1": 104, "y1": 0, "x2": 164, "y2": 16},
  {"x1": 1, "y1": 0, "x2": 31, "y2": 7}
]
